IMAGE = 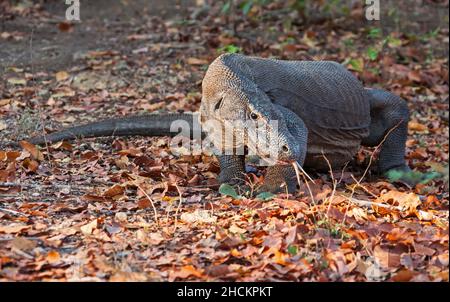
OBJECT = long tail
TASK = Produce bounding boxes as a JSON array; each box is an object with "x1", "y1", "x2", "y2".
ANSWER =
[{"x1": 20, "y1": 113, "x2": 201, "y2": 146}]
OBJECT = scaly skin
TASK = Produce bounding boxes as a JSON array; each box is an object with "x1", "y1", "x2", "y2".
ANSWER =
[{"x1": 13, "y1": 54, "x2": 410, "y2": 193}]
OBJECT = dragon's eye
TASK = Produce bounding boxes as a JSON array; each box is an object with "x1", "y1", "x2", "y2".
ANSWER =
[
  {"x1": 250, "y1": 112, "x2": 258, "y2": 120},
  {"x1": 214, "y1": 97, "x2": 223, "y2": 111}
]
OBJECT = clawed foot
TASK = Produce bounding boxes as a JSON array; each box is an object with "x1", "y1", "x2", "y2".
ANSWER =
[
  {"x1": 218, "y1": 172, "x2": 252, "y2": 195},
  {"x1": 256, "y1": 178, "x2": 298, "y2": 194}
]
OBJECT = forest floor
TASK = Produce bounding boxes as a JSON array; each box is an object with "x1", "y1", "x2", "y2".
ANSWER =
[{"x1": 0, "y1": 0, "x2": 448, "y2": 281}]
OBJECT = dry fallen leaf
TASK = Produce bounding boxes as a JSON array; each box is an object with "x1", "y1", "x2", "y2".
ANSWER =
[
  {"x1": 55, "y1": 71, "x2": 70, "y2": 82},
  {"x1": 169, "y1": 265, "x2": 203, "y2": 281},
  {"x1": 180, "y1": 209, "x2": 217, "y2": 224},
  {"x1": 408, "y1": 121, "x2": 428, "y2": 132},
  {"x1": 115, "y1": 212, "x2": 127, "y2": 222},
  {"x1": 11, "y1": 237, "x2": 36, "y2": 252},
  {"x1": 80, "y1": 219, "x2": 98, "y2": 235},
  {"x1": 46, "y1": 250, "x2": 61, "y2": 264},
  {"x1": 110, "y1": 271, "x2": 148, "y2": 282},
  {"x1": 103, "y1": 184, "x2": 124, "y2": 198},
  {"x1": 373, "y1": 245, "x2": 401, "y2": 269},
  {"x1": 19, "y1": 141, "x2": 44, "y2": 161},
  {"x1": 0, "y1": 224, "x2": 31, "y2": 234},
  {"x1": 0, "y1": 120, "x2": 7, "y2": 131},
  {"x1": 229, "y1": 224, "x2": 247, "y2": 234},
  {"x1": 377, "y1": 190, "x2": 421, "y2": 216}
]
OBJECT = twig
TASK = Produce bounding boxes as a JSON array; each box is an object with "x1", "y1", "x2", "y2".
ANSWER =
[
  {"x1": 135, "y1": 182, "x2": 159, "y2": 225},
  {"x1": 173, "y1": 184, "x2": 184, "y2": 233},
  {"x1": 293, "y1": 162, "x2": 317, "y2": 224},
  {"x1": 0, "y1": 207, "x2": 28, "y2": 217},
  {"x1": 342, "y1": 121, "x2": 403, "y2": 224},
  {"x1": 12, "y1": 247, "x2": 34, "y2": 259},
  {"x1": 296, "y1": 161, "x2": 316, "y2": 184},
  {"x1": 350, "y1": 174, "x2": 379, "y2": 199},
  {"x1": 341, "y1": 195, "x2": 400, "y2": 211},
  {"x1": 321, "y1": 153, "x2": 337, "y2": 218},
  {"x1": 358, "y1": 120, "x2": 402, "y2": 184}
]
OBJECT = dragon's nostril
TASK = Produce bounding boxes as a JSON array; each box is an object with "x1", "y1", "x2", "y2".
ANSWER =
[{"x1": 281, "y1": 145, "x2": 289, "y2": 153}]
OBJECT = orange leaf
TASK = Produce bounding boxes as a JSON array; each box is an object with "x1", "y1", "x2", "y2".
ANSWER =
[
  {"x1": 273, "y1": 250, "x2": 289, "y2": 265},
  {"x1": 408, "y1": 121, "x2": 428, "y2": 132},
  {"x1": 170, "y1": 265, "x2": 203, "y2": 280},
  {"x1": 46, "y1": 250, "x2": 61, "y2": 263}
]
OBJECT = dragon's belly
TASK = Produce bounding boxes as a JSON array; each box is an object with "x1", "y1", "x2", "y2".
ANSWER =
[{"x1": 303, "y1": 125, "x2": 369, "y2": 170}]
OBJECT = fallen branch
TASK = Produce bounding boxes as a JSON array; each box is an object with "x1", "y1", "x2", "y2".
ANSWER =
[{"x1": 342, "y1": 195, "x2": 401, "y2": 211}]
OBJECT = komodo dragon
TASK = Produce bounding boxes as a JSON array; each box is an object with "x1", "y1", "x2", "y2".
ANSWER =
[{"x1": 15, "y1": 53, "x2": 410, "y2": 193}]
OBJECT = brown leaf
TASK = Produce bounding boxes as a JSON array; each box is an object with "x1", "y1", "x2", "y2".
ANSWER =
[
  {"x1": 80, "y1": 219, "x2": 98, "y2": 235},
  {"x1": 169, "y1": 265, "x2": 203, "y2": 281},
  {"x1": 407, "y1": 70, "x2": 422, "y2": 83},
  {"x1": 55, "y1": 71, "x2": 70, "y2": 82},
  {"x1": 414, "y1": 243, "x2": 435, "y2": 256},
  {"x1": 377, "y1": 190, "x2": 421, "y2": 216},
  {"x1": 57, "y1": 22, "x2": 74, "y2": 32},
  {"x1": 373, "y1": 245, "x2": 401, "y2": 269},
  {"x1": 275, "y1": 198, "x2": 308, "y2": 212},
  {"x1": 0, "y1": 99, "x2": 11, "y2": 106},
  {"x1": 391, "y1": 269, "x2": 417, "y2": 281},
  {"x1": 6, "y1": 151, "x2": 21, "y2": 161},
  {"x1": 0, "y1": 224, "x2": 30, "y2": 234},
  {"x1": 273, "y1": 250, "x2": 289, "y2": 265},
  {"x1": 229, "y1": 224, "x2": 247, "y2": 234},
  {"x1": 82, "y1": 194, "x2": 108, "y2": 202},
  {"x1": 103, "y1": 184, "x2": 124, "y2": 198},
  {"x1": 19, "y1": 141, "x2": 44, "y2": 161},
  {"x1": 22, "y1": 158, "x2": 39, "y2": 172},
  {"x1": 205, "y1": 264, "x2": 230, "y2": 277},
  {"x1": 110, "y1": 271, "x2": 148, "y2": 282},
  {"x1": 137, "y1": 197, "x2": 151, "y2": 209},
  {"x1": 52, "y1": 141, "x2": 73, "y2": 151},
  {"x1": 11, "y1": 237, "x2": 36, "y2": 251}
]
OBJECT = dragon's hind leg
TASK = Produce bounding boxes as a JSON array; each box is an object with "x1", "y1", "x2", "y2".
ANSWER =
[{"x1": 362, "y1": 89, "x2": 410, "y2": 175}]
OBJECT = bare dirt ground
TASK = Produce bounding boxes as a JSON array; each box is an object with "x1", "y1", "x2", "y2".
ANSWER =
[{"x1": 0, "y1": 0, "x2": 448, "y2": 282}]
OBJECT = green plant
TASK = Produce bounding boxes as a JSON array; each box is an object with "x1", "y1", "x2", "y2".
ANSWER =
[
  {"x1": 386, "y1": 169, "x2": 444, "y2": 186},
  {"x1": 219, "y1": 183, "x2": 242, "y2": 199},
  {"x1": 217, "y1": 44, "x2": 241, "y2": 54},
  {"x1": 366, "y1": 46, "x2": 379, "y2": 61},
  {"x1": 287, "y1": 245, "x2": 298, "y2": 256},
  {"x1": 367, "y1": 27, "x2": 382, "y2": 39}
]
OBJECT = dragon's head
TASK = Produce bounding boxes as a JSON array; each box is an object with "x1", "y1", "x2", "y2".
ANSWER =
[{"x1": 200, "y1": 54, "x2": 302, "y2": 165}]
